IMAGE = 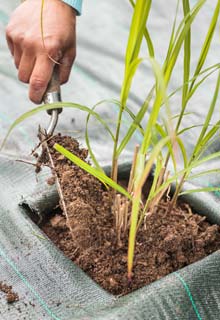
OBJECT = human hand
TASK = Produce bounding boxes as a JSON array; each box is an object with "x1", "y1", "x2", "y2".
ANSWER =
[{"x1": 6, "y1": 0, "x2": 76, "y2": 103}]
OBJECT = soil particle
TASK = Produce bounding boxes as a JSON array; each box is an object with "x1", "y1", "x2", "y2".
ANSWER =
[
  {"x1": 47, "y1": 176, "x2": 56, "y2": 186},
  {"x1": 0, "y1": 282, "x2": 19, "y2": 303},
  {"x1": 41, "y1": 134, "x2": 220, "y2": 295},
  {"x1": 29, "y1": 301, "x2": 35, "y2": 307}
]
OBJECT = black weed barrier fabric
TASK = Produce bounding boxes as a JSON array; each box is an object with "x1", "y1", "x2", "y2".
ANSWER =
[{"x1": 0, "y1": 154, "x2": 219, "y2": 319}]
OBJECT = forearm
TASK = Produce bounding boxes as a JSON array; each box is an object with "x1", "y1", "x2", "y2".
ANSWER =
[{"x1": 62, "y1": 0, "x2": 83, "y2": 15}]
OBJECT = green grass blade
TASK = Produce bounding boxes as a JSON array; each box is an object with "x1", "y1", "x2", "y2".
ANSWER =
[
  {"x1": 128, "y1": 0, "x2": 154, "y2": 57},
  {"x1": 85, "y1": 100, "x2": 116, "y2": 173},
  {"x1": 117, "y1": 86, "x2": 154, "y2": 156},
  {"x1": 1, "y1": 102, "x2": 113, "y2": 150},
  {"x1": 186, "y1": 64, "x2": 220, "y2": 101},
  {"x1": 143, "y1": 28, "x2": 155, "y2": 58},
  {"x1": 190, "y1": 71, "x2": 220, "y2": 161},
  {"x1": 172, "y1": 112, "x2": 192, "y2": 120},
  {"x1": 154, "y1": 123, "x2": 178, "y2": 172},
  {"x1": 125, "y1": 0, "x2": 152, "y2": 68},
  {"x1": 168, "y1": 63, "x2": 220, "y2": 102},
  {"x1": 180, "y1": 186, "x2": 220, "y2": 196},
  {"x1": 127, "y1": 135, "x2": 171, "y2": 277},
  {"x1": 189, "y1": 0, "x2": 220, "y2": 92},
  {"x1": 127, "y1": 191, "x2": 141, "y2": 279},
  {"x1": 188, "y1": 168, "x2": 220, "y2": 180},
  {"x1": 182, "y1": 0, "x2": 191, "y2": 106},
  {"x1": 150, "y1": 152, "x2": 220, "y2": 201},
  {"x1": 141, "y1": 58, "x2": 169, "y2": 154},
  {"x1": 178, "y1": 124, "x2": 214, "y2": 135},
  {"x1": 120, "y1": 0, "x2": 152, "y2": 108},
  {"x1": 54, "y1": 143, "x2": 131, "y2": 200},
  {"x1": 137, "y1": 136, "x2": 172, "y2": 196},
  {"x1": 144, "y1": 157, "x2": 163, "y2": 211},
  {"x1": 164, "y1": 0, "x2": 181, "y2": 69},
  {"x1": 113, "y1": 0, "x2": 152, "y2": 180},
  {"x1": 195, "y1": 132, "x2": 220, "y2": 161},
  {"x1": 121, "y1": 57, "x2": 145, "y2": 106},
  {"x1": 176, "y1": 136, "x2": 188, "y2": 168},
  {"x1": 191, "y1": 151, "x2": 220, "y2": 168},
  {"x1": 164, "y1": 0, "x2": 206, "y2": 84}
]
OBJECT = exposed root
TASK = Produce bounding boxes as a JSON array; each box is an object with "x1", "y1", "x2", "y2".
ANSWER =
[{"x1": 38, "y1": 129, "x2": 75, "y2": 238}]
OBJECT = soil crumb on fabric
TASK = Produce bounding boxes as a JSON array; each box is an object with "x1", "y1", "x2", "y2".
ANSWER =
[
  {"x1": 41, "y1": 134, "x2": 220, "y2": 295},
  {"x1": 0, "y1": 282, "x2": 19, "y2": 303}
]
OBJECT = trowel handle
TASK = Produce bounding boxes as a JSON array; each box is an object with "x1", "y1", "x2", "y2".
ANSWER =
[
  {"x1": 43, "y1": 65, "x2": 63, "y2": 115},
  {"x1": 46, "y1": 64, "x2": 60, "y2": 94}
]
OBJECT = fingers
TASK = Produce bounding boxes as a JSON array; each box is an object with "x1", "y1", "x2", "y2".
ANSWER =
[
  {"x1": 29, "y1": 55, "x2": 54, "y2": 104},
  {"x1": 18, "y1": 51, "x2": 35, "y2": 83},
  {"x1": 6, "y1": 34, "x2": 14, "y2": 56},
  {"x1": 29, "y1": 47, "x2": 75, "y2": 103},
  {"x1": 59, "y1": 48, "x2": 76, "y2": 84},
  {"x1": 6, "y1": 25, "x2": 23, "y2": 68},
  {"x1": 5, "y1": 0, "x2": 77, "y2": 105},
  {"x1": 13, "y1": 46, "x2": 22, "y2": 69}
]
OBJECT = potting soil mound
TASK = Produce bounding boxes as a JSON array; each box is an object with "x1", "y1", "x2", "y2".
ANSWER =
[{"x1": 41, "y1": 134, "x2": 220, "y2": 295}]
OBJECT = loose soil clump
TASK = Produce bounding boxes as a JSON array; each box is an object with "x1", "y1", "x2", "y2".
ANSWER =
[
  {"x1": 0, "y1": 282, "x2": 19, "y2": 303},
  {"x1": 40, "y1": 134, "x2": 220, "y2": 295}
]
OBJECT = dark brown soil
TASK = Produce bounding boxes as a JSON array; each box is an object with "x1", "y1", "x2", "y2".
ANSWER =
[
  {"x1": 0, "y1": 282, "x2": 19, "y2": 303},
  {"x1": 39, "y1": 134, "x2": 220, "y2": 295}
]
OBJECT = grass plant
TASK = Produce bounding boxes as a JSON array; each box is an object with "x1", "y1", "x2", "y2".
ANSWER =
[{"x1": 2, "y1": 0, "x2": 220, "y2": 280}]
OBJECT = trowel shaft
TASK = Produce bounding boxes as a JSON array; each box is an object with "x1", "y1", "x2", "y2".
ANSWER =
[{"x1": 43, "y1": 65, "x2": 62, "y2": 135}]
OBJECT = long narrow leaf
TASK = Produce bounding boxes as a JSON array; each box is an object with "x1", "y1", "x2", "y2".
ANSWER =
[
  {"x1": 176, "y1": 136, "x2": 188, "y2": 168},
  {"x1": 182, "y1": 0, "x2": 191, "y2": 106},
  {"x1": 125, "y1": 0, "x2": 151, "y2": 68},
  {"x1": 127, "y1": 191, "x2": 141, "y2": 279},
  {"x1": 164, "y1": 0, "x2": 206, "y2": 84},
  {"x1": 128, "y1": 0, "x2": 154, "y2": 57},
  {"x1": 127, "y1": 136, "x2": 171, "y2": 278},
  {"x1": 164, "y1": 0, "x2": 181, "y2": 69},
  {"x1": 189, "y1": 0, "x2": 220, "y2": 92},
  {"x1": 180, "y1": 186, "x2": 220, "y2": 196},
  {"x1": 190, "y1": 71, "x2": 220, "y2": 161},
  {"x1": 1, "y1": 102, "x2": 114, "y2": 150},
  {"x1": 54, "y1": 143, "x2": 131, "y2": 200},
  {"x1": 141, "y1": 58, "x2": 169, "y2": 154},
  {"x1": 168, "y1": 63, "x2": 220, "y2": 102},
  {"x1": 117, "y1": 86, "x2": 154, "y2": 156},
  {"x1": 188, "y1": 168, "x2": 220, "y2": 180}
]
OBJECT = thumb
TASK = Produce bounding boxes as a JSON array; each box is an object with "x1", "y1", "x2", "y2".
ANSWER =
[{"x1": 29, "y1": 55, "x2": 54, "y2": 104}]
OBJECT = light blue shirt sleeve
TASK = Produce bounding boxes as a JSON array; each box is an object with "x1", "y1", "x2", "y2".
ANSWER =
[{"x1": 62, "y1": 0, "x2": 83, "y2": 15}]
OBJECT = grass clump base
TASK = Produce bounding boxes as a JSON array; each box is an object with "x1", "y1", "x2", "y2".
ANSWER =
[{"x1": 39, "y1": 134, "x2": 220, "y2": 296}]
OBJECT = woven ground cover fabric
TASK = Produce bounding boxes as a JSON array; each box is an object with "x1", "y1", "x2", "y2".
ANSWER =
[
  {"x1": 0, "y1": 0, "x2": 220, "y2": 319},
  {"x1": 0, "y1": 153, "x2": 220, "y2": 320},
  {"x1": 0, "y1": 154, "x2": 114, "y2": 320}
]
